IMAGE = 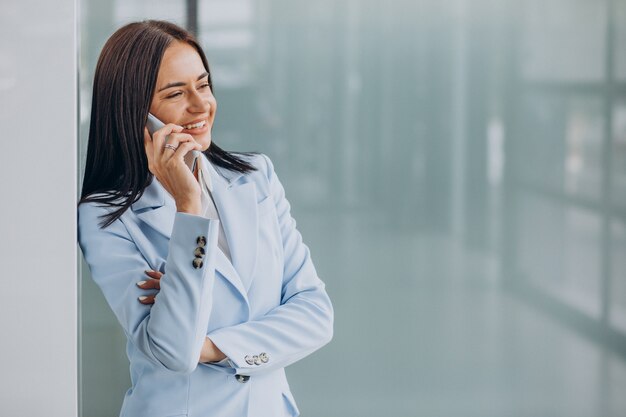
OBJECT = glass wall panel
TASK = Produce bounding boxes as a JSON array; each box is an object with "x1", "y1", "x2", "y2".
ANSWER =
[
  {"x1": 79, "y1": 4, "x2": 186, "y2": 417},
  {"x1": 615, "y1": 0, "x2": 626, "y2": 81},
  {"x1": 78, "y1": 1, "x2": 626, "y2": 416},
  {"x1": 611, "y1": 218, "x2": 626, "y2": 332},
  {"x1": 517, "y1": 192, "x2": 602, "y2": 318},
  {"x1": 520, "y1": 0, "x2": 607, "y2": 82},
  {"x1": 196, "y1": 0, "x2": 260, "y2": 153},
  {"x1": 516, "y1": 93, "x2": 604, "y2": 200},
  {"x1": 613, "y1": 98, "x2": 626, "y2": 208}
]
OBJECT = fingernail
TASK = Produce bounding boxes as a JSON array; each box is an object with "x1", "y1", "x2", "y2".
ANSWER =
[
  {"x1": 137, "y1": 280, "x2": 147, "y2": 287},
  {"x1": 138, "y1": 296, "x2": 148, "y2": 301},
  {"x1": 144, "y1": 270, "x2": 153, "y2": 274}
]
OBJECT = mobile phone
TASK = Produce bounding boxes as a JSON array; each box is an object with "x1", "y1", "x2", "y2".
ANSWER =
[
  {"x1": 146, "y1": 112, "x2": 164, "y2": 137},
  {"x1": 146, "y1": 113, "x2": 199, "y2": 172}
]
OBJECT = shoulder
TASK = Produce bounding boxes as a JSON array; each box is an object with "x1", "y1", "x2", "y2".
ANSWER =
[
  {"x1": 231, "y1": 152, "x2": 278, "y2": 185},
  {"x1": 237, "y1": 152, "x2": 275, "y2": 177},
  {"x1": 232, "y1": 153, "x2": 282, "y2": 201},
  {"x1": 77, "y1": 193, "x2": 133, "y2": 238},
  {"x1": 78, "y1": 195, "x2": 115, "y2": 223}
]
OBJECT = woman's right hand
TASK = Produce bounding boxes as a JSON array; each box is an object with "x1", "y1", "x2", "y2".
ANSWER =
[{"x1": 143, "y1": 124, "x2": 203, "y2": 215}]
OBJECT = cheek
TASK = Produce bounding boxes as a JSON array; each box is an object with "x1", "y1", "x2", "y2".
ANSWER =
[
  {"x1": 148, "y1": 101, "x2": 159, "y2": 116},
  {"x1": 151, "y1": 105, "x2": 181, "y2": 124},
  {"x1": 208, "y1": 96, "x2": 217, "y2": 112}
]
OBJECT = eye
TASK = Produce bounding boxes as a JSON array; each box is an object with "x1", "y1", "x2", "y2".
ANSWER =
[
  {"x1": 198, "y1": 82, "x2": 210, "y2": 89},
  {"x1": 166, "y1": 91, "x2": 183, "y2": 99}
]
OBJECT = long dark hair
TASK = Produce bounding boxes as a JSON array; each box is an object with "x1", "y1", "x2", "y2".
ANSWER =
[{"x1": 79, "y1": 20, "x2": 256, "y2": 228}]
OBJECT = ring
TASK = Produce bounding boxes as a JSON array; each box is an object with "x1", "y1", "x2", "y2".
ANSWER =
[{"x1": 164, "y1": 144, "x2": 178, "y2": 151}]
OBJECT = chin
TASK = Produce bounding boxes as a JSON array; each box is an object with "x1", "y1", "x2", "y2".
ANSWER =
[
  {"x1": 195, "y1": 133, "x2": 211, "y2": 151},
  {"x1": 199, "y1": 139, "x2": 211, "y2": 152}
]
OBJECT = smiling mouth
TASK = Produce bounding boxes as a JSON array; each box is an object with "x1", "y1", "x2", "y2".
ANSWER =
[{"x1": 182, "y1": 120, "x2": 207, "y2": 130}]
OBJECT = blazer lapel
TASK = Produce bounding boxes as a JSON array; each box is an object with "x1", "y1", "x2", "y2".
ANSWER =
[
  {"x1": 131, "y1": 178, "x2": 176, "y2": 239},
  {"x1": 131, "y1": 158, "x2": 258, "y2": 299},
  {"x1": 208, "y1": 159, "x2": 258, "y2": 293},
  {"x1": 214, "y1": 248, "x2": 247, "y2": 300}
]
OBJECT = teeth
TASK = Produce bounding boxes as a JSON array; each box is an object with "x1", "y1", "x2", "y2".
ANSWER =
[{"x1": 182, "y1": 120, "x2": 206, "y2": 129}]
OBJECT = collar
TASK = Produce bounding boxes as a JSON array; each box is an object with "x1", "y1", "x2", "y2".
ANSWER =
[
  {"x1": 131, "y1": 152, "x2": 246, "y2": 211},
  {"x1": 197, "y1": 152, "x2": 213, "y2": 193}
]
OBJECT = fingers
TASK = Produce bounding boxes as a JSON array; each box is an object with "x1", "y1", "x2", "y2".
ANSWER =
[
  {"x1": 149, "y1": 123, "x2": 183, "y2": 167},
  {"x1": 137, "y1": 270, "x2": 162, "y2": 288},
  {"x1": 156, "y1": 132, "x2": 200, "y2": 169},
  {"x1": 170, "y1": 139, "x2": 202, "y2": 163},
  {"x1": 144, "y1": 269, "x2": 163, "y2": 279},
  {"x1": 151, "y1": 123, "x2": 183, "y2": 150},
  {"x1": 162, "y1": 133, "x2": 201, "y2": 153},
  {"x1": 142, "y1": 122, "x2": 202, "y2": 202},
  {"x1": 138, "y1": 295, "x2": 156, "y2": 305},
  {"x1": 137, "y1": 278, "x2": 161, "y2": 290},
  {"x1": 137, "y1": 270, "x2": 162, "y2": 304}
]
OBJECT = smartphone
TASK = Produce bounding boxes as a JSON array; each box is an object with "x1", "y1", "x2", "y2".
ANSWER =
[{"x1": 146, "y1": 113, "x2": 199, "y2": 172}]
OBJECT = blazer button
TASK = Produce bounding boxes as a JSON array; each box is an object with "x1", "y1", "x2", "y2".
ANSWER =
[
  {"x1": 192, "y1": 258, "x2": 204, "y2": 269},
  {"x1": 253, "y1": 355, "x2": 261, "y2": 365},
  {"x1": 196, "y1": 236, "x2": 206, "y2": 247},
  {"x1": 244, "y1": 355, "x2": 255, "y2": 365},
  {"x1": 194, "y1": 247, "x2": 205, "y2": 258},
  {"x1": 259, "y1": 352, "x2": 269, "y2": 363},
  {"x1": 235, "y1": 374, "x2": 250, "y2": 383}
]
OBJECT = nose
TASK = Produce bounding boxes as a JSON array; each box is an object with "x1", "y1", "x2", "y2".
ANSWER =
[{"x1": 187, "y1": 89, "x2": 208, "y2": 113}]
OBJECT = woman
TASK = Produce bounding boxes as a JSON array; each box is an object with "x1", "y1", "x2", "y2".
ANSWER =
[{"x1": 78, "y1": 20, "x2": 333, "y2": 417}]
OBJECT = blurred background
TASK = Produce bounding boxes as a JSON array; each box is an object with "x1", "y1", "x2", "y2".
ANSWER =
[{"x1": 78, "y1": 0, "x2": 626, "y2": 416}]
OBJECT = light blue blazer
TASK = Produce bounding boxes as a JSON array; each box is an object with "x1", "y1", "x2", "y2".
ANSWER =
[{"x1": 78, "y1": 153, "x2": 333, "y2": 417}]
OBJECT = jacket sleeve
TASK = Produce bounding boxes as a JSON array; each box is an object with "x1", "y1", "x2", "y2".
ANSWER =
[
  {"x1": 78, "y1": 205, "x2": 220, "y2": 374},
  {"x1": 206, "y1": 154, "x2": 334, "y2": 375}
]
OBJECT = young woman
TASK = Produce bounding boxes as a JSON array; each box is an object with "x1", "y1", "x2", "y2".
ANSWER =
[{"x1": 78, "y1": 20, "x2": 333, "y2": 417}]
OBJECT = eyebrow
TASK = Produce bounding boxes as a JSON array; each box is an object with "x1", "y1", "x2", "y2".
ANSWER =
[{"x1": 158, "y1": 72, "x2": 209, "y2": 92}]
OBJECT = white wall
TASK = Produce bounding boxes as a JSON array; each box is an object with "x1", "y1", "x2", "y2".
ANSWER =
[{"x1": 0, "y1": 0, "x2": 78, "y2": 416}]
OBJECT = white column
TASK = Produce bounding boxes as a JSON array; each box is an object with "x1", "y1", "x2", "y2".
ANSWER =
[{"x1": 0, "y1": 0, "x2": 78, "y2": 416}]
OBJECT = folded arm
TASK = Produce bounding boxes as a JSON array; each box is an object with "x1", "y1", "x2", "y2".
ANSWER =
[
  {"x1": 78, "y1": 206, "x2": 220, "y2": 374},
  {"x1": 206, "y1": 154, "x2": 334, "y2": 375}
]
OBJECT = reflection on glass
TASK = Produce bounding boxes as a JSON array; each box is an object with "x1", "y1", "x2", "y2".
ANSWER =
[
  {"x1": 517, "y1": 94, "x2": 603, "y2": 200},
  {"x1": 113, "y1": 0, "x2": 186, "y2": 23},
  {"x1": 198, "y1": 0, "x2": 254, "y2": 88},
  {"x1": 517, "y1": 192, "x2": 602, "y2": 318},
  {"x1": 77, "y1": 0, "x2": 626, "y2": 415},
  {"x1": 521, "y1": 0, "x2": 607, "y2": 82},
  {"x1": 516, "y1": 93, "x2": 565, "y2": 189},
  {"x1": 613, "y1": 99, "x2": 626, "y2": 208},
  {"x1": 611, "y1": 219, "x2": 626, "y2": 333},
  {"x1": 615, "y1": 0, "x2": 626, "y2": 81},
  {"x1": 563, "y1": 98, "x2": 604, "y2": 198}
]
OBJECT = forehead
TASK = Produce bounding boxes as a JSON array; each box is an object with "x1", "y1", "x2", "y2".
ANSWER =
[{"x1": 157, "y1": 41, "x2": 205, "y2": 81}]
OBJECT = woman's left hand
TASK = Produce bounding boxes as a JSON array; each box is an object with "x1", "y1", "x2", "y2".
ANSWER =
[{"x1": 137, "y1": 270, "x2": 162, "y2": 304}]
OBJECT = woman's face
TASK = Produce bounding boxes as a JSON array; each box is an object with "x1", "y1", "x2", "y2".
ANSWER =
[{"x1": 149, "y1": 41, "x2": 217, "y2": 151}]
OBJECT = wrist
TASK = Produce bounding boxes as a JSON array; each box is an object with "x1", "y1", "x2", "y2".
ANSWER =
[
  {"x1": 176, "y1": 201, "x2": 202, "y2": 216},
  {"x1": 200, "y1": 337, "x2": 226, "y2": 363}
]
